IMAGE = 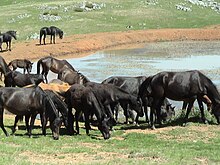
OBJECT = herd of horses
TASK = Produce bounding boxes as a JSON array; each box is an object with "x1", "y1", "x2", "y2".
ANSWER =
[{"x1": 0, "y1": 26, "x2": 219, "y2": 140}]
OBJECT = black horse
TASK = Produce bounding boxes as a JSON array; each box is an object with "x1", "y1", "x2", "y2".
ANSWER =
[
  {"x1": 58, "y1": 68, "x2": 90, "y2": 85},
  {"x1": 138, "y1": 70, "x2": 220, "y2": 129},
  {"x1": 13, "y1": 89, "x2": 69, "y2": 136},
  {"x1": 8, "y1": 59, "x2": 33, "y2": 74},
  {"x1": 0, "y1": 56, "x2": 11, "y2": 81},
  {"x1": 0, "y1": 86, "x2": 62, "y2": 140},
  {"x1": 39, "y1": 26, "x2": 63, "y2": 45},
  {"x1": 65, "y1": 84, "x2": 113, "y2": 139},
  {"x1": 85, "y1": 82, "x2": 144, "y2": 123},
  {"x1": 37, "y1": 56, "x2": 75, "y2": 83},
  {"x1": 4, "y1": 71, "x2": 44, "y2": 87},
  {"x1": 1, "y1": 31, "x2": 17, "y2": 51}
]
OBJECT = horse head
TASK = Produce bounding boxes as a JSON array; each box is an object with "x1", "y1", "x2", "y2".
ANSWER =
[
  {"x1": 7, "y1": 30, "x2": 17, "y2": 40},
  {"x1": 59, "y1": 30, "x2": 63, "y2": 39}
]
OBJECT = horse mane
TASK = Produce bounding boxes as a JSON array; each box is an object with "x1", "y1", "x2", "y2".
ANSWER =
[
  {"x1": 36, "y1": 87, "x2": 59, "y2": 121},
  {"x1": 138, "y1": 76, "x2": 153, "y2": 99}
]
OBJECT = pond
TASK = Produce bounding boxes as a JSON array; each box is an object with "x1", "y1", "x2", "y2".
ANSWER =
[{"x1": 32, "y1": 41, "x2": 220, "y2": 108}]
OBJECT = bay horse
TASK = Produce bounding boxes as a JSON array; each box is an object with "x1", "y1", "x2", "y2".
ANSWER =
[
  {"x1": 138, "y1": 70, "x2": 220, "y2": 129},
  {"x1": 0, "y1": 86, "x2": 62, "y2": 140},
  {"x1": 58, "y1": 68, "x2": 90, "y2": 85},
  {"x1": 65, "y1": 84, "x2": 114, "y2": 139},
  {"x1": 37, "y1": 56, "x2": 75, "y2": 83},
  {"x1": 39, "y1": 26, "x2": 63, "y2": 45},
  {"x1": 1, "y1": 30, "x2": 17, "y2": 51},
  {"x1": 8, "y1": 59, "x2": 33, "y2": 74}
]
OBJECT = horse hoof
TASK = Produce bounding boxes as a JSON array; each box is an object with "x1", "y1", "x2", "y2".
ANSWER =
[
  {"x1": 151, "y1": 126, "x2": 156, "y2": 130},
  {"x1": 182, "y1": 122, "x2": 187, "y2": 127},
  {"x1": 203, "y1": 119, "x2": 208, "y2": 124}
]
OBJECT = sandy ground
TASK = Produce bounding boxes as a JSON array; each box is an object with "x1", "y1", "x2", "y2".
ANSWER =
[{"x1": 1, "y1": 27, "x2": 220, "y2": 63}]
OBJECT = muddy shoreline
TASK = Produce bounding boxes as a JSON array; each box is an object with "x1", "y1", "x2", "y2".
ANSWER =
[{"x1": 1, "y1": 28, "x2": 220, "y2": 63}]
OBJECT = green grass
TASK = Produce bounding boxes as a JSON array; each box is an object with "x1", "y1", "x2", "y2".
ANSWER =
[
  {"x1": 0, "y1": 0, "x2": 220, "y2": 40},
  {"x1": 1, "y1": 111, "x2": 220, "y2": 164}
]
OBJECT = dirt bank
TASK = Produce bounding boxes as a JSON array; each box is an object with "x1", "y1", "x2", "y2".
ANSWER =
[{"x1": 1, "y1": 27, "x2": 220, "y2": 62}]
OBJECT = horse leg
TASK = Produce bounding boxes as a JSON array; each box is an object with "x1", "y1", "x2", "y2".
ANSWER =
[
  {"x1": 75, "y1": 110, "x2": 80, "y2": 134},
  {"x1": 67, "y1": 108, "x2": 75, "y2": 135},
  {"x1": 25, "y1": 114, "x2": 31, "y2": 135},
  {"x1": 40, "y1": 112, "x2": 47, "y2": 136},
  {"x1": 197, "y1": 97, "x2": 208, "y2": 124},
  {"x1": 149, "y1": 107, "x2": 156, "y2": 130},
  {"x1": 28, "y1": 113, "x2": 38, "y2": 138},
  {"x1": 0, "y1": 107, "x2": 9, "y2": 136},
  {"x1": 43, "y1": 35, "x2": 46, "y2": 45},
  {"x1": 9, "y1": 41, "x2": 11, "y2": 51},
  {"x1": 84, "y1": 111, "x2": 90, "y2": 135},
  {"x1": 6, "y1": 42, "x2": 8, "y2": 51},
  {"x1": 53, "y1": 35, "x2": 56, "y2": 44},
  {"x1": 183, "y1": 100, "x2": 194, "y2": 126},
  {"x1": 50, "y1": 35, "x2": 52, "y2": 44},
  {"x1": 12, "y1": 115, "x2": 20, "y2": 135}
]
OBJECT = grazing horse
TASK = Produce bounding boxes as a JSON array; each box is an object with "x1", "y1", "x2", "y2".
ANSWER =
[
  {"x1": 138, "y1": 70, "x2": 220, "y2": 129},
  {"x1": 37, "y1": 56, "x2": 75, "y2": 83},
  {"x1": 58, "y1": 68, "x2": 90, "y2": 85},
  {"x1": 0, "y1": 56, "x2": 11, "y2": 81},
  {"x1": 65, "y1": 84, "x2": 114, "y2": 139},
  {"x1": 13, "y1": 89, "x2": 69, "y2": 135},
  {"x1": 85, "y1": 82, "x2": 144, "y2": 123},
  {"x1": 1, "y1": 31, "x2": 17, "y2": 51},
  {"x1": 0, "y1": 86, "x2": 62, "y2": 140},
  {"x1": 8, "y1": 59, "x2": 33, "y2": 74},
  {"x1": 39, "y1": 26, "x2": 63, "y2": 45},
  {"x1": 4, "y1": 71, "x2": 44, "y2": 87}
]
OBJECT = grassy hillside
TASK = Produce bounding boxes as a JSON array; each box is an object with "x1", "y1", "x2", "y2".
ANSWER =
[{"x1": 0, "y1": 0, "x2": 220, "y2": 40}]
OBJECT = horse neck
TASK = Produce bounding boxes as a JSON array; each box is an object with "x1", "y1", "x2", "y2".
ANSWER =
[{"x1": 7, "y1": 31, "x2": 16, "y2": 39}]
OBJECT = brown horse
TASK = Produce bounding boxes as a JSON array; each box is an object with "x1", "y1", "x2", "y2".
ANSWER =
[
  {"x1": 37, "y1": 56, "x2": 75, "y2": 83},
  {"x1": 8, "y1": 59, "x2": 33, "y2": 74},
  {"x1": 58, "y1": 68, "x2": 90, "y2": 85}
]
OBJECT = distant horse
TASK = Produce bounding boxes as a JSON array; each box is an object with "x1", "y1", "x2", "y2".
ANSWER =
[
  {"x1": 0, "y1": 86, "x2": 62, "y2": 139},
  {"x1": 1, "y1": 31, "x2": 17, "y2": 51},
  {"x1": 8, "y1": 59, "x2": 33, "y2": 74},
  {"x1": 0, "y1": 56, "x2": 11, "y2": 81},
  {"x1": 37, "y1": 56, "x2": 75, "y2": 83},
  {"x1": 58, "y1": 68, "x2": 90, "y2": 85},
  {"x1": 4, "y1": 71, "x2": 44, "y2": 87},
  {"x1": 65, "y1": 84, "x2": 114, "y2": 139},
  {"x1": 39, "y1": 26, "x2": 63, "y2": 45},
  {"x1": 138, "y1": 70, "x2": 220, "y2": 129},
  {"x1": 13, "y1": 89, "x2": 69, "y2": 135}
]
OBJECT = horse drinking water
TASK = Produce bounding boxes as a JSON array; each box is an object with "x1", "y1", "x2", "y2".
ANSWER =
[{"x1": 39, "y1": 26, "x2": 63, "y2": 45}]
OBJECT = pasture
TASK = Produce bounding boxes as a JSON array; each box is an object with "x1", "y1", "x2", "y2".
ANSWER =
[
  {"x1": 0, "y1": 0, "x2": 220, "y2": 40},
  {"x1": 1, "y1": 111, "x2": 220, "y2": 164},
  {"x1": 1, "y1": 0, "x2": 220, "y2": 164}
]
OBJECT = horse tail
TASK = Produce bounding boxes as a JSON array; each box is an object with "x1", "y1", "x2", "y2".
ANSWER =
[
  {"x1": 45, "y1": 90, "x2": 69, "y2": 128},
  {"x1": 37, "y1": 59, "x2": 42, "y2": 74}
]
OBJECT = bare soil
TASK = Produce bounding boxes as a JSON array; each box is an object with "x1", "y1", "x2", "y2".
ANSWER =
[{"x1": 1, "y1": 27, "x2": 220, "y2": 63}]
